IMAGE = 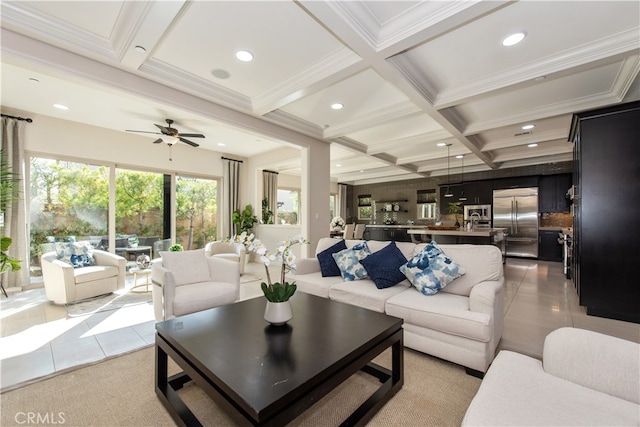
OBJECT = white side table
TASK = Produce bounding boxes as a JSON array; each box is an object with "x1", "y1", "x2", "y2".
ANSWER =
[{"x1": 128, "y1": 267, "x2": 152, "y2": 293}]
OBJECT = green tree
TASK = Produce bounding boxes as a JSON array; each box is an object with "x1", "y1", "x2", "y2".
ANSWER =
[{"x1": 176, "y1": 177, "x2": 217, "y2": 250}]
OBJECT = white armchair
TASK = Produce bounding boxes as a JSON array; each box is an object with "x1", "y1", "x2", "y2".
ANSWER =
[
  {"x1": 204, "y1": 240, "x2": 246, "y2": 274},
  {"x1": 151, "y1": 248, "x2": 240, "y2": 321},
  {"x1": 41, "y1": 249, "x2": 126, "y2": 304}
]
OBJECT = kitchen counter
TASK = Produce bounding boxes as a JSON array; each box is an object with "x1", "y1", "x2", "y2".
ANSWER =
[
  {"x1": 365, "y1": 224, "x2": 428, "y2": 229},
  {"x1": 407, "y1": 228, "x2": 508, "y2": 261},
  {"x1": 407, "y1": 228, "x2": 507, "y2": 238}
]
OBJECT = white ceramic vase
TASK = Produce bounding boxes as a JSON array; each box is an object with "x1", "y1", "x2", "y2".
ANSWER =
[{"x1": 264, "y1": 300, "x2": 293, "y2": 326}]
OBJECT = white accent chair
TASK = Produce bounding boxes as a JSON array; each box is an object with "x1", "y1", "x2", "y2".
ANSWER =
[
  {"x1": 151, "y1": 248, "x2": 240, "y2": 321},
  {"x1": 204, "y1": 240, "x2": 246, "y2": 274},
  {"x1": 342, "y1": 223, "x2": 355, "y2": 240},
  {"x1": 353, "y1": 224, "x2": 365, "y2": 239},
  {"x1": 41, "y1": 250, "x2": 126, "y2": 304},
  {"x1": 463, "y1": 327, "x2": 640, "y2": 426}
]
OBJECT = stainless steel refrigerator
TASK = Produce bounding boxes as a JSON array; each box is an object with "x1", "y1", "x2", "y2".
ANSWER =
[{"x1": 493, "y1": 188, "x2": 539, "y2": 258}]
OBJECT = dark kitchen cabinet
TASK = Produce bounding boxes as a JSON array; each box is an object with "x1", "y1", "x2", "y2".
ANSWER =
[
  {"x1": 461, "y1": 181, "x2": 493, "y2": 205},
  {"x1": 538, "y1": 230, "x2": 562, "y2": 262},
  {"x1": 492, "y1": 176, "x2": 539, "y2": 190},
  {"x1": 539, "y1": 174, "x2": 572, "y2": 212},
  {"x1": 366, "y1": 227, "x2": 411, "y2": 242},
  {"x1": 569, "y1": 100, "x2": 640, "y2": 323}
]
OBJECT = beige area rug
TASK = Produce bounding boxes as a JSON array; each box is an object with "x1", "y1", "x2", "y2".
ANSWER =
[
  {"x1": 0, "y1": 346, "x2": 480, "y2": 426},
  {"x1": 65, "y1": 289, "x2": 152, "y2": 317}
]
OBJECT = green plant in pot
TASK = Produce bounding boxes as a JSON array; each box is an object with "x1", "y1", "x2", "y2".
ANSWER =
[
  {"x1": 448, "y1": 201, "x2": 463, "y2": 228},
  {"x1": 168, "y1": 243, "x2": 183, "y2": 252},
  {"x1": 0, "y1": 149, "x2": 22, "y2": 278},
  {"x1": 231, "y1": 232, "x2": 309, "y2": 325},
  {"x1": 232, "y1": 204, "x2": 258, "y2": 235}
]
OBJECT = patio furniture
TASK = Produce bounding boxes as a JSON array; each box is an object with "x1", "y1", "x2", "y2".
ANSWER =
[
  {"x1": 151, "y1": 249, "x2": 240, "y2": 321},
  {"x1": 41, "y1": 249, "x2": 126, "y2": 304}
]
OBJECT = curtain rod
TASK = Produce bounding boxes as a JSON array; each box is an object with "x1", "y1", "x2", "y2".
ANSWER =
[
  {"x1": 263, "y1": 169, "x2": 279, "y2": 174},
  {"x1": 1, "y1": 113, "x2": 33, "y2": 123},
  {"x1": 221, "y1": 156, "x2": 243, "y2": 163}
]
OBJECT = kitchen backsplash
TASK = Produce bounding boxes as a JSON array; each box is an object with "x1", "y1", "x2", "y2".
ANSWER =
[{"x1": 539, "y1": 212, "x2": 573, "y2": 228}]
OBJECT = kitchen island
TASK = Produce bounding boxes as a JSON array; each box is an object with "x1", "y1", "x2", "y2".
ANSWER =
[
  {"x1": 364, "y1": 224, "x2": 429, "y2": 242},
  {"x1": 407, "y1": 228, "x2": 507, "y2": 260}
]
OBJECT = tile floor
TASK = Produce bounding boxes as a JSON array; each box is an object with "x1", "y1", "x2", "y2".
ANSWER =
[{"x1": 1, "y1": 258, "x2": 638, "y2": 391}]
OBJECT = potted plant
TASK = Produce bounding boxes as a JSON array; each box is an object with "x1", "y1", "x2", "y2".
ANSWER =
[
  {"x1": 232, "y1": 232, "x2": 309, "y2": 325},
  {"x1": 0, "y1": 150, "x2": 22, "y2": 283},
  {"x1": 232, "y1": 204, "x2": 258, "y2": 234},
  {"x1": 448, "y1": 201, "x2": 463, "y2": 228},
  {"x1": 168, "y1": 243, "x2": 183, "y2": 252},
  {"x1": 330, "y1": 216, "x2": 345, "y2": 231}
]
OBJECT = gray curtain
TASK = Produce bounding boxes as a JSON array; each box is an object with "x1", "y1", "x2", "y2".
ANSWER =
[
  {"x1": 1, "y1": 118, "x2": 28, "y2": 290},
  {"x1": 223, "y1": 158, "x2": 240, "y2": 237},
  {"x1": 338, "y1": 183, "x2": 348, "y2": 220},
  {"x1": 262, "y1": 170, "x2": 278, "y2": 224}
]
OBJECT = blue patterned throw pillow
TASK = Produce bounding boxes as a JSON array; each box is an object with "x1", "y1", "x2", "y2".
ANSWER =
[
  {"x1": 55, "y1": 241, "x2": 95, "y2": 268},
  {"x1": 332, "y1": 241, "x2": 371, "y2": 281},
  {"x1": 360, "y1": 241, "x2": 408, "y2": 289},
  {"x1": 317, "y1": 239, "x2": 348, "y2": 277},
  {"x1": 400, "y1": 241, "x2": 465, "y2": 295}
]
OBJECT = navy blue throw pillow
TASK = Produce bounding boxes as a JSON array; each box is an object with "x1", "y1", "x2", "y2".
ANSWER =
[
  {"x1": 317, "y1": 239, "x2": 348, "y2": 277},
  {"x1": 360, "y1": 241, "x2": 408, "y2": 289}
]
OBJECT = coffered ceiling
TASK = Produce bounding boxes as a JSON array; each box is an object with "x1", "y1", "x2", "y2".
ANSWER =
[{"x1": 1, "y1": 1, "x2": 639, "y2": 185}]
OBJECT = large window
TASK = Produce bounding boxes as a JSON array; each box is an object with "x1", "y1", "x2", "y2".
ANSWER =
[
  {"x1": 277, "y1": 188, "x2": 299, "y2": 225},
  {"x1": 30, "y1": 157, "x2": 109, "y2": 277},
  {"x1": 175, "y1": 175, "x2": 217, "y2": 250},
  {"x1": 28, "y1": 156, "x2": 220, "y2": 279}
]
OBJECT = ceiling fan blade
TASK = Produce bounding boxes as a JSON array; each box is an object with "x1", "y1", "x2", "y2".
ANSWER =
[
  {"x1": 178, "y1": 133, "x2": 205, "y2": 138},
  {"x1": 152, "y1": 138, "x2": 163, "y2": 144},
  {"x1": 179, "y1": 137, "x2": 199, "y2": 147},
  {"x1": 154, "y1": 123, "x2": 172, "y2": 134},
  {"x1": 125, "y1": 130, "x2": 162, "y2": 135}
]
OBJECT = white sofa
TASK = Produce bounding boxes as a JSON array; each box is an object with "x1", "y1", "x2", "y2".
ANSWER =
[
  {"x1": 293, "y1": 238, "x2": 504, "y2": 374},
  {"x1": 463, "y1": 327, "x2": 640, "y2": 426}
]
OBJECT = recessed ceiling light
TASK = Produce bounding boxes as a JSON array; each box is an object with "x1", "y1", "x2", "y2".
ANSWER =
[
  {"x1": 212, "y1": 69, "x2": 230, "y2": 79},
  {"x1": 455, "y1": 155, "x2": 464, "y2": 159},
  {"x1": 331, "y1": 103, "x2": 343, "y2": 110},
  {"x1": 134, "y1": 45, "x2": 146, "y2": 53},
  {"x1": 217, "y1": 142, "x2": 226, "y2": 147},
  {"x1": 359, "y1": 170, "x2": 364, "y2": 173},
  {"x1": 437, "y1": 142, "x2": 447, "y2": 147},
  {"x1": 528, "y1": 143, "x2": 538, "y2": 148},
  {"x1": 502, "y1": 32, "x2": 526, "y2": 47},
  {"x1": 522, "y1": 124, "x2": 535, "y2": 130},
  {"x1": 53, "y1": 103, "x2": 69, "y2": 111},
  {"x1": 235, "y1": 50, "x2": 254, "y2": 62},
  {"x1": 336, "y1": 164, "x2": 342, "y2": 167}
]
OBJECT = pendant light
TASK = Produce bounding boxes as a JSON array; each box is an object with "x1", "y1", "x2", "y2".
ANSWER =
[
  {"x1": 458, "y1": 155, "x2": 467, "y2": 201},
  {"x1": 444, "y1": 144, "x2": 453, "y2": 198}
]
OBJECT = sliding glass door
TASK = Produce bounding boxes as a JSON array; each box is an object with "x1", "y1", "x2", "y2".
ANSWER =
[
  {"x1": 175, "y1": 175, "x2": 217, "y2": 250},
  {"x1": 30, "y1": 157, "x2": 109, "y2": 277}
]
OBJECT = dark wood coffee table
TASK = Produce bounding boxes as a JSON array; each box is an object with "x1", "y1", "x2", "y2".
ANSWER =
[{"x1": 155, "y1": 292, "x2": 403, "y2": 426}]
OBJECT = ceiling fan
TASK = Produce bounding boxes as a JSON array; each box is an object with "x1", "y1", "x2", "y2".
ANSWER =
[{"x1": 125, "y1": 119, "x2": 204, "y2": 147}]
